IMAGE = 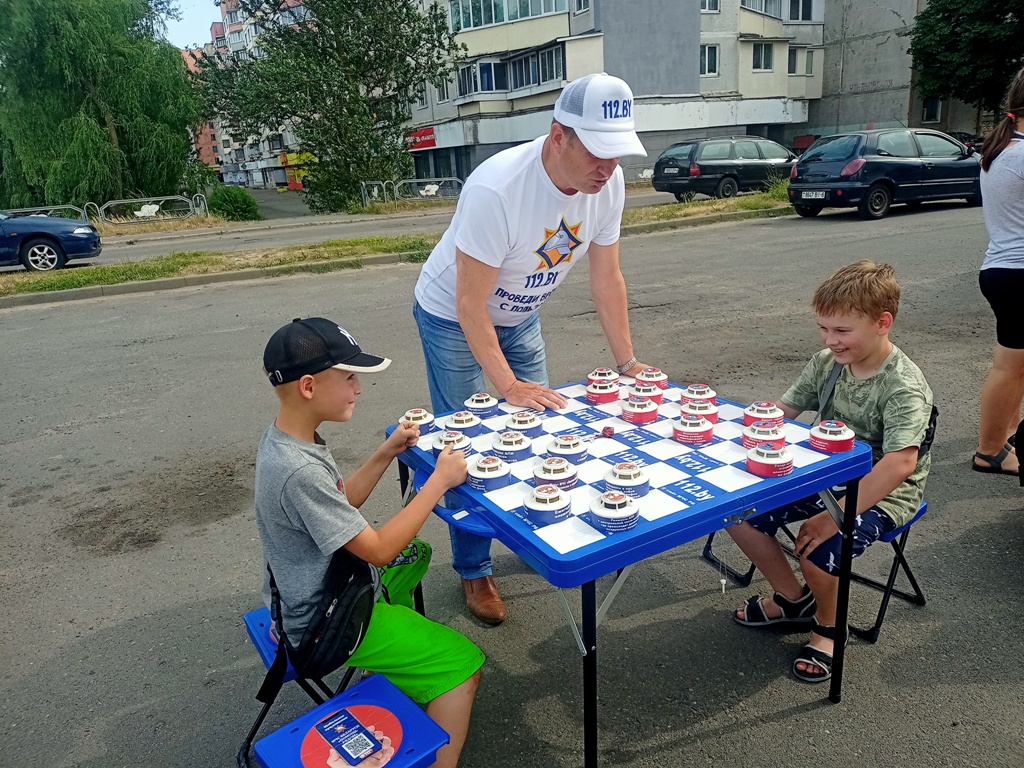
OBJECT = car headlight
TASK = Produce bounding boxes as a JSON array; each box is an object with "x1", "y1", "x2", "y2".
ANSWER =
[{"x1": 72, "y1": 226, "x2": 94, "y2": 234}]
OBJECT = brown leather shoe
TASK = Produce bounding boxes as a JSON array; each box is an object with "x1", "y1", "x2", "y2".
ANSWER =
[{"x1": 462, "y1": 576, "x2": 507, "y2": 625}]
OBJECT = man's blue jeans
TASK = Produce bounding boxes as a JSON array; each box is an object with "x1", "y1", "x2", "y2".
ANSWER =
[{"x1": 413, "y1": 301, "x2": 549, "y2": 580}]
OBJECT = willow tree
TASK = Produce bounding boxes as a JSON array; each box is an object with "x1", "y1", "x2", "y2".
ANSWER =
[
  {"x1": 195, "y1": 0, "x2": 463, "y2": 212},
  {"x1": 0, "y1": 0, "x2": 201, "y2": 207}
]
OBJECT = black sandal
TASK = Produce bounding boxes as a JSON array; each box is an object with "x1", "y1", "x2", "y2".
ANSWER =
[
  {"x1": 734, "y1": 584, "x2": 816, "y2": 628},
  {"x1": 971, "y1": 447, "x2": 1018, "y2": 476},
  {"x1": 792, "y1": 621, "x2": 848, "y2": 683}
]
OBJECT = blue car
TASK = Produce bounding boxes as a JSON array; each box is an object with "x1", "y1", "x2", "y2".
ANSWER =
[{"x1": 0, "y1": 211, "x2": 102, "y2": 271}]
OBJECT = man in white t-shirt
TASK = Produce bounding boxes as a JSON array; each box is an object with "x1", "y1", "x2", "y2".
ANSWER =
[{"x1": 413, "y1": 73, "x2": 653, "y2": 624}]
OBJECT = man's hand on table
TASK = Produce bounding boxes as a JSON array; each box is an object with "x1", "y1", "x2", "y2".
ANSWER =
[
  {"x1": 793, "y1": 510, "x2": 840, "y2": 558},
  {"x1": 503, "y1": 380, "x2": 568, "y2": 411}
]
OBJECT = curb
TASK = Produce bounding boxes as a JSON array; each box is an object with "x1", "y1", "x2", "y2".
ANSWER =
[{"x1": 0, "y1": 207, "x2": 793, "y2": 309}]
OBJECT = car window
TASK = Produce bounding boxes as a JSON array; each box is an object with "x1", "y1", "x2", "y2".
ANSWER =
[
  {"x1": 0, "y1": 211, "x2": 8, "y2": 220},
  {"x1": 877, "y1": 131, "x2": 918, "y2": 158},
  {"x1": 758, "y1": 141, "x2": 791, "y2": 160},
  {"x1": 734, "y1": 141, "x2": 760, "y2": 159},
  {"x1": 697, "y1": 141, "x2": 732, "y2": 161},
  {"x1": 915, "y1": 133, "x2": 963, "y2": 158},
  {"x1": 659, "y1": 144, "x2": 694, "y2": 162},
  {"x1": 802, "y1": 134, "x2": 862, "y2": 162}
]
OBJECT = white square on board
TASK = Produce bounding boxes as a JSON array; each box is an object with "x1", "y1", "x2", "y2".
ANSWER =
[
  {"x1": 575, "y1": 458, "x2": 612, "y2": 484},
  {"x1": 642, "y1": 439, "x2": 694, "y2": 461},
  {"x1": 471, "y1": 434, "x2": 495, "y2": 453},
  {"x1": 568, "y1": 484, "x2": 602, "y2": 514},
  {"x1": 643, "y1": 462, "x2": 690, "y2": 488},
  {"x1": 638, "y1": 489, "x2": 688, "y2": 520},
  {"x1": 645, "y1": 420, "x2": 677, "y2": 439},
  {"x1": 534, "y1": 515, "x2": 606, "y2": 554},
  {"x1": 661, "y1": 388, "x2": 683, "y2": 402},
  {"x1": 586, "y1": 437, "x2": 628, "y2": 458},
  {"x1": 484, "y1": 481, "x2": 532, "y2": 511},
  {"x1": 786, "y1": 424, "x2": 812, "y2": 443},
  {"x1": 659, "y1": 401, "x2": 682, "y2": 420},
  {"x1": 699, "y1": 440, "x2": 749, "y2": 464},
  {"x1": 717, "y1": 403, "x2": 746, "y2": 421},
  {"x1": 481, "y1": 415, "x2": 508, "y2": 432},
  {"x1": 541, "y1": 415, "x2": 580, "y2": 433},
  {"x1": 557, "y1": 398, "x2": 590, "y2": 413},
  {"x1": 698, "y1": 465, "x2": 761, "y2": 492},
  {"x1": 789, "y1": 443, "x2": 829, "y2": 467},
  {"x1": 591, "y1": 416, "x2": 639, "y2": 435},
  {"x1": 559, "y1": 384, "x2": 589, "y2": 399},
  {"x1": 498, "y1": 402, "x2": 521, "y2": 414},
  {"x1": 713, "y1": 420, "x2": 745, "y2": 440},
  {"x1": 509, "y1": 459, "x2": 540, "y2": 481},
  {"x1": 595, "y1": 401, "x2": 623, "y2": 415}
]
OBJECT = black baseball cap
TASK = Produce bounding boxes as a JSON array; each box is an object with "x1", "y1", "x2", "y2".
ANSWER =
[{"x1": 263, "y1": 317, "x2": 391, "y2": 386}]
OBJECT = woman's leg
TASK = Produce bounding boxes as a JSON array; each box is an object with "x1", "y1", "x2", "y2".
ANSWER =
[{"x1": 976, "y1": 343, "x2": 1024, "y2": 472}]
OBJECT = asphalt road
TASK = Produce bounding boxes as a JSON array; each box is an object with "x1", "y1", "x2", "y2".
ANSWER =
[{"x1": 2, "y1": 203, "x2": 1022, "y2": 768}]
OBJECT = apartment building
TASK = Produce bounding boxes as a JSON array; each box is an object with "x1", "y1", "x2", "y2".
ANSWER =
[
  {"x1": 408, "y1": 0, "x2": 825, "y2": 179},
  {"x1": 806, "y1": 0, "x2": 976, "y2": 139},
  {"x1": 206, "y1": 0, "x2": 306, "y2": 188}
]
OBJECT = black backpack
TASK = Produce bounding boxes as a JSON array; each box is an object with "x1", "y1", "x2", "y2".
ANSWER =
[{"x1": 257, "y1": 546, "x2": 376, "y2": 702}]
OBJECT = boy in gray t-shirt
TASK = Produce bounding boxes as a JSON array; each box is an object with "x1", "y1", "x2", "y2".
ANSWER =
[
  {"x1": 726, "y1": 262, "x2": 932, "y2": 686},
  {"x1": 256, "y1": 317, "x2": 483, "y2": 768}
]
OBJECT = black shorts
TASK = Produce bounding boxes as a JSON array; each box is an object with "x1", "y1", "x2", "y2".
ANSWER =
[{"x1": 979, "y1": 267, "x2": 1024, "y2": 349}]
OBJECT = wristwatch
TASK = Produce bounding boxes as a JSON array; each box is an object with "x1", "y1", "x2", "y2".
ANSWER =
[{"x1": 616, "y1": 356, "x2": 638, "y2": 374}]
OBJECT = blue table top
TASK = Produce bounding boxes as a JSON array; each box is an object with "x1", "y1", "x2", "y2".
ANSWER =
[{"x1": 388, "y1": 381, "x2": 872, "y2": 588}]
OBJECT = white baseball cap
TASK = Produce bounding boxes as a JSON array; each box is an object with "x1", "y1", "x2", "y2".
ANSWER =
[{"x1": 553, "y1": 73, "x2": 647, "y2": 159}]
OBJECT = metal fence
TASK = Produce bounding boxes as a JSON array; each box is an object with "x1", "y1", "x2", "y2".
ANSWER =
[
  {"x1": 3, "y1": 204, "x2": 88, "y2": 221},
  {"x1": 360, "y1": 177, "x2": 464, "y2": 206},
  {"x1": 3, "y1": 195, "x2": 209, "y2": 226}
]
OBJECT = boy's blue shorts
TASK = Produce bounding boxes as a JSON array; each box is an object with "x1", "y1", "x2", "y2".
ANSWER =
[{"x1": 745, "y1": 487, "x2": 896, "y2": 575}]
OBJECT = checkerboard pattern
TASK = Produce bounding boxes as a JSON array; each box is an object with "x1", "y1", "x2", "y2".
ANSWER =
[{"x1": 411, "y1": 380, "x2": 833, "y2": 557}]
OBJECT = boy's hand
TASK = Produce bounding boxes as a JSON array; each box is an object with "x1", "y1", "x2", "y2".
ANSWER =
[
  {"x1": 385, "y1": 421, "x2": 420, "y2": 456},
  {"x1": 794, "y1": 510, "x2": 840, "y2": 558},
  {"x1": 432, "y1": 445, "x2": 468, "y2": 490}
]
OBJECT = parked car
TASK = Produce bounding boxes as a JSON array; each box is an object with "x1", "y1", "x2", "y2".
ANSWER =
[
  {"x1": 947, "y1": 131, "x2": 984, "y2": 152},
  {"x1": 651, "y1": 136, "x2": 797, "y2": 201},
  {"x1": 788, "y1": 129, "x2": 982, "y2": 220},
  {"x1": 0, "y1": 211, "x2": 102, "y2": 271}
]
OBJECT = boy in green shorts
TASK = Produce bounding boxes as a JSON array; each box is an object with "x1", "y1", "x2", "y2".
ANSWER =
[
  {"x1": 727, "y1": 261, "x2": 933, "y2": 683},
  {"x1": 255, "y1": 317, "x2": 484, "y2": 768}
]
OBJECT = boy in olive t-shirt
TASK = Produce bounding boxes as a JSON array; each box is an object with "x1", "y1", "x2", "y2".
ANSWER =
[{"x1": 727, "y1": 261, "x2": 933, "y2": 684}]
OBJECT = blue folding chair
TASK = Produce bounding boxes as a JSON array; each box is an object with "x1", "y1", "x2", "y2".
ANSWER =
[
  {"x1": 253, "y1": 673, "x2": 449, "y2": 768},
  {"x1": 702, "y1": 501, "x2": 929, "y2": 642}
]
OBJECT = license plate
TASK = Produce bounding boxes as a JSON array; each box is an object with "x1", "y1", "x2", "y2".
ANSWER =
[
  {"x1": 663, "y1": 167, "x2": 680, "y2": 175},
  {"x1": 802, "y1": 191, "x2": 826, "y2": 199}
]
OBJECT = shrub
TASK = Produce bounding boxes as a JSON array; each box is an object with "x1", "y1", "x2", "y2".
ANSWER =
[{"x1": 208, "y1": 186, "x2": 262, "y2": 221}]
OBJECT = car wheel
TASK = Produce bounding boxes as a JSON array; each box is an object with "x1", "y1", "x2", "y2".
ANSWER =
[
  {"x1": 794, "y1": 204, "x2": 822, "y2": 218},
  {"x1": 20, "y1": 238, "x2": 67, "y2": 272},
  {"x1": 674, "y1": 191, "x2": 695, "y2": 203},
  {"x1": 714, "y1": 177, "x2": 739, "y2": 199},
  {"x1": 858, "y1": 183, "x2": 892, "y2": 220}
]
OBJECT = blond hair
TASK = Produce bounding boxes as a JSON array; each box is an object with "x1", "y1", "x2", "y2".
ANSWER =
[{"x1": 812, "y1": 260, "x2": 900, "y2": 321}]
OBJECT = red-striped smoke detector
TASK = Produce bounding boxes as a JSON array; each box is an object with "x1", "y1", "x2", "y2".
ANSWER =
[
  {"x1": 586, "y1": 378, "x2": 620, "y2": 404},
  {"x1": 681, "y1": 383, "x2": 717, "y2": 404},
  {"x1": 635, "y1": 367, "x2": 669, "y2": 390},
  {"x1": 743, "y1": 401, "x2": 784, "y2": 427},
  {"x1": 629, "y1": 381, "x2": 664, "y2": 404},
  {"x1": 681, "y1": 397, "x2": 719, "y2": 423},
  {"x1": 673, "y1": 414, "x2": 714, "y2": 445},
  {"x1": 809, "y1": 420, "x2": 855, "y2": 453},
  {"x1": 621, "y1": 394, "x2": 659, "y2": 424},
  {"x1": 746, "y1": 440, "x2": 794, "y2": 478},
  {"x1": 588, "y1": 367, "x2": 620, "y2": 387},
  {"x1": 742, "y1": 420, "x2": 787, "y2": 449}
]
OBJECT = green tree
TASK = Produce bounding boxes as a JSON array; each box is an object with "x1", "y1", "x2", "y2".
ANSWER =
[
  {"x1": 194, "y1": 0, "x2": 462, "y2": 212},
  {"x1": 910, "y1": 0, "x2": 1024, "y2": 122},
  {"x1": 0, "y1": 0, "x2": 201, "y2": 208}
]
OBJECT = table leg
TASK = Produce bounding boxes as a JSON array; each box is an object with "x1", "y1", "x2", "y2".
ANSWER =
[
  {"x1": 398, "y1": 461, "x2": 411, "y2": 501},
  {"x1": 829, "y1": 475, "x2": 860, "y2": 703},
  {"x1": 582, "y1": 580, "x2": 598, "y2": 768}
]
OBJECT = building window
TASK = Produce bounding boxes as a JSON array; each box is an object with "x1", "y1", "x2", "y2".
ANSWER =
[
  {"x1": 753, "y1": 42, "x2": 774, "y2": 71},
  {"x1": 268, "y1": 134, "x2": 284, "y2": 151},
  {"x1": 511, "y1": 53, "x2": 538, "y2": 90},
  {"x1": 922, "y1": 97, "x2": 942, "y2": 123},
  {"x1": 805, "y1": 49, "x2": 814, "y2": 75},
  {"x1": 279, "y1": 4, "x2": 306, "y2": 25},
  {"x1": 788, "y1": 48, "x2": 797, "y2": 74},
  {"x1": 457, "y1": 64, "x2": 477, "y2": 96},
  {"x1": 700, "y1": 0, "x2": 720, "y2": 10},
  {"x1": 538, "y1": 46, "x2": 563, "y2": 84},
  {"x1": 210, "y1": 133, "x2": 216, "y2": 142},
  {"x1": 575, "y1": 0, "x2": 589, "y2": 11},
  {"x1": 226, "y1": 10, "x2": 239, "y2": 23},
  {"x1": 451, "y1": 0, "x2": 567, "y2": 31},
  {"x1": 213, "y1": 145, "x2": 219, "y2": 154},
  {"x1": 700, "y1": 45, "x2": 719, "y2": 76},
  {"x1": 436, "y1": 79, "x2": 450, "y2": 103},
  {"x1": 222, "y1": 138, "x2": 231, "y2": 149},
  {"x1": 229, "y1": 30, "x2": 243, "y2": 44},
  {"x1": 417, "y1": 82, "x2": 428, "y2": 108},
  {"x1": 789, "y1": 0, "x2": 812, "y2": 21},
  {"x1": 208, "y1": 121, "x2": 215, "y2": 129},
  {"x1": 457, "y1": 62, "x2": 508, "y2": 96},
  {"x1": 741, "y1": 0, "x2": 782, "y2": 18}
]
